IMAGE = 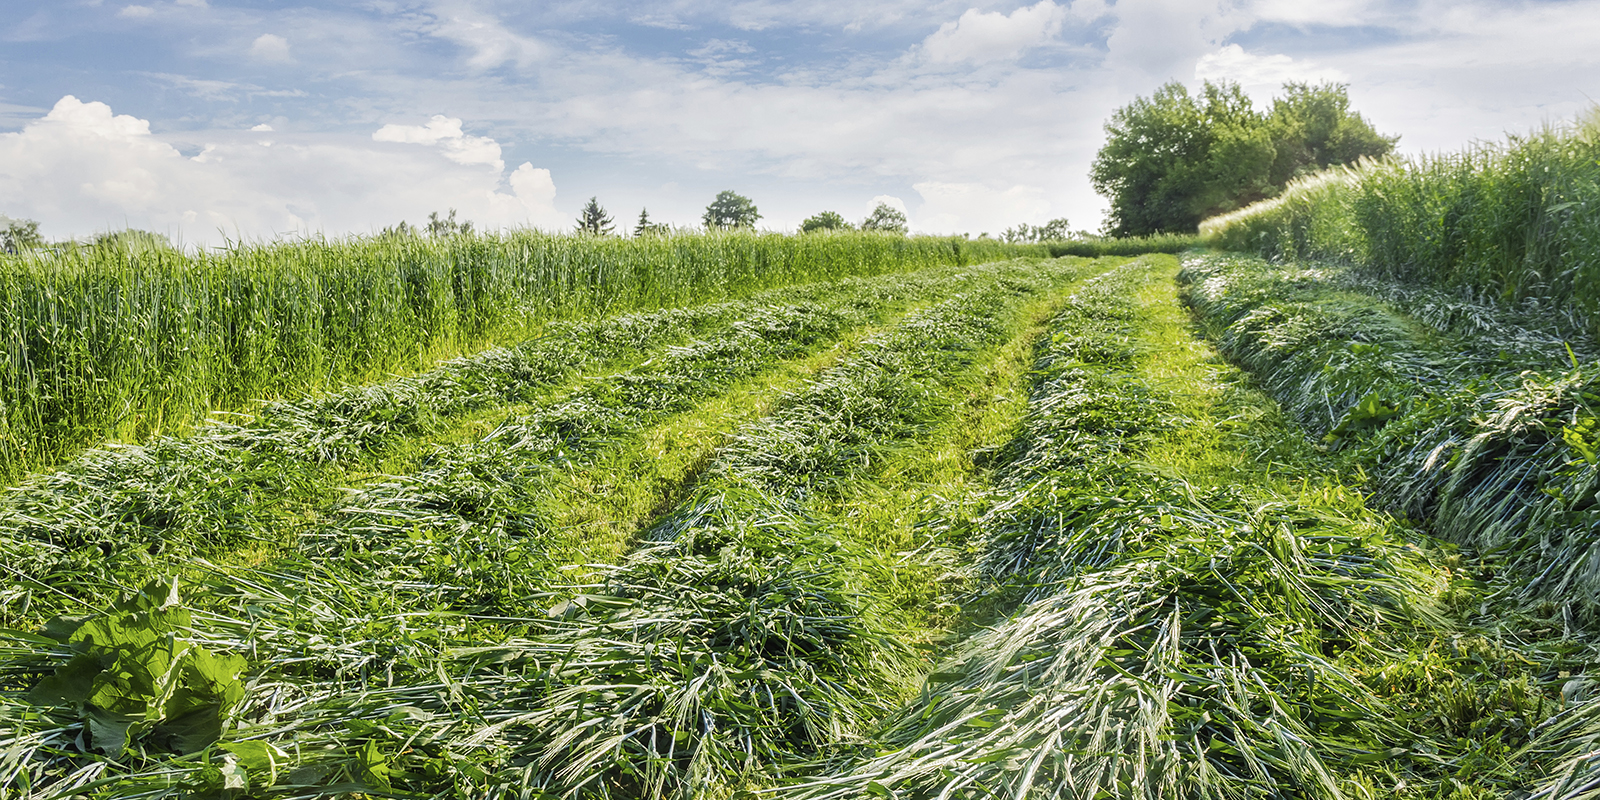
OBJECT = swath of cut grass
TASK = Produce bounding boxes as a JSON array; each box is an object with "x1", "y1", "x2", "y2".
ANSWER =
[
  {"x1": 782, "y1": 257, "x2": 1500, "y2": 800},
  {"x1": 0, "y1": 257, "x2": 1093, "y2": 800},
  {"x1": 0, "y1": 262, "x2": 1009, "y2": 627}
]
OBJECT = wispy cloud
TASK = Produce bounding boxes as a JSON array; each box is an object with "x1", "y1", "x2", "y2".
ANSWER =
[
  {"x1": 144, "y1": 73, "x2": 307, "y2": 101},
  {"x1": 421, "y1": 1, "x2": 549, "y2": 70}
]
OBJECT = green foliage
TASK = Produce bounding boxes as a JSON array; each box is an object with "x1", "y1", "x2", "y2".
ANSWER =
[
  {"x1": 576, "y1": 196, "x2": 615, "y2": 236},
  {"x1": 1092, "y1": 81, "x2": 1394, "y2": 236},
  {"x1": 799, "y1": 211, "x2": 851, "y2": 233},
  {"x1": 859, "y1": 202, "x2": 907, "y2": 234},
  {"x1": 1000, "y1": 217, "x2": 1077, "y2": 242},
  {"x1": 0, "y1": 216, "x2": 43, "y2": 254},
  {"x1": 1265, "y1": 82, "x2": 1399, "y2": 187},
  {"x1": 702, "y1": 190, "x2": 761, "y2": 229},
  {"x1": 90, "y1": 229, "x2": 175, "y2": 254},
  {"x1": 1203, "y1": 110, "x2": 1600, "y2": 339},
  {"x1": 25, "y1": 578, "x2": 247, "y2": 758}
]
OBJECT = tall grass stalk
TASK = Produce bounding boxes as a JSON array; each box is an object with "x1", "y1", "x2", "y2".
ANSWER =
[{"x1": 0, "y1": 230, "x2": 1039, "y2": 482}]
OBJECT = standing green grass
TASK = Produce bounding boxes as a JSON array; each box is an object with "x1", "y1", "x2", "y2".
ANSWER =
[
  {"x1": 1201, "y1": 111, "x2": 1600, "y2": 336},
  {"x1": 0, "y1": 230, "x2": 1039, "y2": 483}
]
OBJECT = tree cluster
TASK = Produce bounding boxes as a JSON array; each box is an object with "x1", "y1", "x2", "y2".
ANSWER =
[
  {"x1": 800, "y1": 210, "x2": 850, "y2": 233},
  {"x1": 1001, "y1": 218, "x2": 1081, "y2": 243},
  {"x1": 1, "y1": 216, "x2": 43, "y2": 254},
  {"x1": 1090, "y1": 81, "x2": 1397, "y2": 237},
  {"x1": 800, "y1": 203, "x2": 909, "y2": 235}
]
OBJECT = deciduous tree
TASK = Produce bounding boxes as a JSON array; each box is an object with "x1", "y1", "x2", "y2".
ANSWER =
[
  {"x1": 800, "y1": 211, "x2": 851, "y2": 233},
  {"x1": 1, "y1": 216, "x2": 43, "y2": 254},
  {"x1": 702, "y1": 191, "x2": 760, "y2": 229},
  {"x1": 1090, "y1": 80, "x2": 1395, "y2": 236},
  {"x1": 860, "y1": 203, "x2": 908, "y2": 234}
]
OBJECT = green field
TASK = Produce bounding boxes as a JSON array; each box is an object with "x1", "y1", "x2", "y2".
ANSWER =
[{"x1": 4, "y1": 125, "x2": 1600, "y2": 797}]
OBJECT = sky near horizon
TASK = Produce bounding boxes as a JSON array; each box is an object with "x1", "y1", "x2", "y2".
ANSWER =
[{"x1": 1, "y1": 0, "x2": 1596, "y2": 245}]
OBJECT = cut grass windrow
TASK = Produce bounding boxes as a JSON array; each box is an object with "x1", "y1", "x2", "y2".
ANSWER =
[
  {"x1": 0, "y1": 264, "x2": 1004, "y2": 627},
  {"x1": 1180, "y1": 251, "x2": 1600, "y2": 797},
  {"x1": 0, "y1": 257, "x2": 1095, "y2": 799},
  {"x1": 433, "y1": 258, "x2": 1096, "y2": 799},
  {"x1": 1177, "y1": 252, "x2": 1600, "y2": 628},
  {"x1": 784, "y1": 256, "x2": 1555, "y2": 799}
]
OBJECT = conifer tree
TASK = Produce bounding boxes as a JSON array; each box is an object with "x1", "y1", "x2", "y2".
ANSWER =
[{"x1": 577, "y1": 197, "x2": 615, "y2": 236}]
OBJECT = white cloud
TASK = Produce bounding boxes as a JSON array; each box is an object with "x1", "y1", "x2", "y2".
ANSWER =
[
  {"x1": 250, "y1": 123, "x2": 274, "y2": 132},
  {"x1": 424, "y1": 3, "x2": 548, "y2": 70},
  {"x1": 250, "y1": 33, "x2": 292, "y2": 63},
  {"x1": 118, "y1": 5, "x2": 155, "y2": 18},
  {"x1": 920, "y1": 1, "x2": 1067, "y2": 64},
  {"x1": 0, "y1": 96, "x2": 565, "y2": 244},
  {"x1": 174, "y1": 0, "x2": 209, "y2": 7},
  {"x1": 1104, "y1": 0, "x2": 1242, "y2": 82},
  {"x1": 1194, "y1": 45, "x2": 1347, "y2": 90},
  {"x1": 868, "y1": 195, "x2": 907, "y2": 215},
  {"x1": 145, "y1": 73, "x2": 309, "y2": 102},
  {"x1": 913, "y1": 181, "x2": 1053, "y2": 235},
  {"x1": 372, "y1": 115, "x2": 504, "y2": 170},
  {"x1": 1246, "y1": 0, "x2": 1388, "y2": 28}
]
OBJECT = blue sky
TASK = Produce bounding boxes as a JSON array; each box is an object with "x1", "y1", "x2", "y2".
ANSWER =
[{"x1": 1, "y1": 0, "x2": 1596, "y2": 244}]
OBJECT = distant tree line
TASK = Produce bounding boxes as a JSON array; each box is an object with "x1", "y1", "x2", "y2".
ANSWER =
[
  {"x1": 1090, "y1": 81, "x2": 1397, "y2": 237},
  {"x1": 799, "y1": 202, "x2": 908, "y2": 234},
  {"x1": 8, "y1": 192, "x2": 1089, "y2": 250}
]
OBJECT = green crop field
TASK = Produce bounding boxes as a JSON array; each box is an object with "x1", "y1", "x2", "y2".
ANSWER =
[{"x1": 4, "y1": 119, "x2": 1600, "y2": 798}]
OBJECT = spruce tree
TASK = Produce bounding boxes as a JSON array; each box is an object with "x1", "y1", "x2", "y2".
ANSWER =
[{"x1": 577, "y1": 197, "x2": 615, "y2": 236}]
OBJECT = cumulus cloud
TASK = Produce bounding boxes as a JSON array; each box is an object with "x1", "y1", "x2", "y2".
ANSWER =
[
  {"x1": 0, "y1": 96, "x2": 565, "y2": 244},
  {"x1": 1194, "y1": 45, "x2": 1347, "y2": 90},
  {"x1": 920, "y1": 1, "x2": 1067, "y2": 64},
  {"x1": 372, "y1": 115, "x2": 504, "y2": 170},
  {"x1": 118, "y1": 5, "x2": 155, "y2": 18},
  {"x1": 250, "y1": 33, "x2": 292, "y2": 62}
]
